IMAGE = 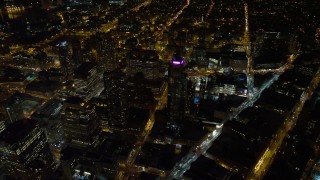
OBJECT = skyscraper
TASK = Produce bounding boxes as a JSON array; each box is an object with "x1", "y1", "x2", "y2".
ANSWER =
[
  {"x1": 71, "y1": 39, "x2": 83, "y2": 67},
  {"x1": 62, "y1": 96, "x2": 100, "y2": 149},
  {"x1": 168, "y1": 53, "x2": 188, "y2": 121},
  {"x1": 31, "y1": 99, "x2": 64, "y2": 149},
  {"x1": 96, "y1": 33, "x2": 117, "y2": 71},
  {"x1": 58, "y1": 41, "x2": 72, "y2": 77},
  {"x1": 0, "y1": 114, "x2": 6, "y2": 133},
  {"x1": 73, "y1": 62, "x2": 104, "y2": 99},
  {"x1": 103, "y1": 69, "x2": 127, "y2": 125},
  {"x1": 127, "y1": 49, "x2": 160, "y2": 80},
  {"x1": 0, "y1": 119, "x2": 54, "y2": 179},
  {"x1": 108, "y1": 0, "x2": 127, "y2": 5}
]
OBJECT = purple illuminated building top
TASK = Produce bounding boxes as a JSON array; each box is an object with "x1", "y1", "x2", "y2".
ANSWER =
[{"x1": 171, "y1": 54, "x2": 185, "y2": 66}]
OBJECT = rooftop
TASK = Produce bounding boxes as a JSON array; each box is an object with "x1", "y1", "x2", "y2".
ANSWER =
[
  {"x1": 74, "y1": 62, "x2": 97, "y2": 79},
  {"x1": 64, "y1": 96, "x2": 87, "y2": 106},
  {"x1": 0, "y1": 119, "x2": 38, "y2": 144},
  {"x1": 26, "y1": 80, "x2": 60, "y2": 93},
  {"x1": 4, "y1": 92, "x2": 43, "y2": 107},
  {"x1": 128, "y1": 49, "x2": 159, "y2": 62}
]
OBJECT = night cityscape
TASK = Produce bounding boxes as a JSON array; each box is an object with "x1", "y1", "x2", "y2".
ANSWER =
[{"x1": 0, "y1": 0, "x2": 320, "y2": 179}]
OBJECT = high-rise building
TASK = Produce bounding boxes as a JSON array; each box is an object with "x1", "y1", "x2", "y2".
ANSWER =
[
  {"x1": 127, "y1": 75, "x2": 157, "y2": 109},
  {"x1": 31, "y1": 99, "x2": 64, "y2": 149},
  {"x1": 315, "y1": 28, "x2": 320, "y2": 49},
  {"x1": 0, "y1": 35, "x2": 9, "y2": 55},
  {"x1": 1, "y1": 0, "x2": 40, "y2": 20},
  {"x1": 62, "y1": 96, "x2": 100, "y2": 149},
  {"x1": 57, "y1": 41, "x2": 72, "y2": 77},
  {"x1": 198, "y1": 26, "x2": 205, "y2": 43},
  {"x1": 0, "y1": 113, "x2": 6, "y2": 133},
  {"x1": 96, "y1": 33, "x2": 117, "y2": 71},
  {"x1": 40, "y1": 0, "x2": 52, "y2": 9},
  {"x1": 127, "y1": 49, "x2": 160, "y2": 80},
  {"x1": 73, "y1": 62, "x2": 104, "y2": 99},
  {"x1": 118, "y1": 16, "x2": 140, "y2": 33},
  {"x1": 71, "y1": 39, "x2": 83, "y2": 68},
  {"x1": 0, "y1": 119, "x2": 54, "y2": 179},
  {"x1": 90, "y1": 97, "x2": 109, "y2": 129},
  {"x1": 103, "y1": 69, "x2": 127, "y2": 125},
  {"x1": 69, "y1": 0, "x2": 92, "y2": 5},
  {"x1": 108, "y1": 0, "x2": 127, "y2": 5},
  {"x1": 168, "y1": 54, "x2": 188, "y2": 121},
  {"x1": 191, "y1": 47, "x2": 208, "y2": 68}
]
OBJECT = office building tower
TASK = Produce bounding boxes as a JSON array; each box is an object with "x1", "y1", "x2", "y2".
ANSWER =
[
  {"x1": 71, "y1": 40, "x2": 83, "y2": 67},
  {"x1": 0, "y1": 119, "x2": 54, "y2": 179},
  {"x1": 127, "y1": 49, "x2": 160, "y2": 80},
  {"x1": 41, "y1": 0, "x2": 52, "y2": 9},
  {"x1": 191, "y1": 47, "x2": 208, "y2": 68},
  {"x1": 168, "y1": 54, "x2": 188, "y2": 121},
  {"x1": 0, "y1": 114, "x2": 6, "y2": 133},
  {"x1": 118, "y1": 16, "x2": 140, "y2": 33},
  {"x1": 108, "y1": 0, "x2": 127, "y2": 5},
  {"x1": 0, "y1": 37, "x2": 9, "y2": 54},
  {"x1": 25, "y1": 80, "x2": 60, "y2": 97},
  {"x1": 198, "y1": 26, "x2": 207, "y2": 46},
  {"x1": 73, "y1": 62, "x2": 104, "y2": 99},
  {"x1": 315, "y1": 28, "x2": 320, "y2": 49},
  {"x1": 41, "y1": 0, "x2": 63, "y2": 7},
  {"x1": 31, "y1": 99, "x2": 64, "y2": 149},
  {"x1": 62, "y1": 96, "x2": 100, "y2": 149},
  {"x1": 186, "y1": 79, "x2": 195, "y2": 116},
  {"x1": 103, "y1": 69, "x2": 127, "y2": 125},
  {"x1": 96, "y1": 33, "x2": 117, "y2": 71},
  {"x1": 90, "y1": 97, "x2": 109, "y2": 129},
  {"x1": 57, "y1": 41, "x2": 72, "y2": 77},
  {"x1": 69, "y1": 0, "x2": 92, "y2": 5},
  {"x1": 127, "y1": 73, "x2": 157, "y2": 109}
]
